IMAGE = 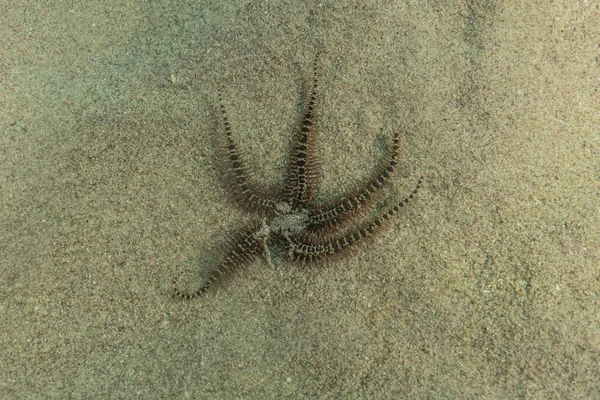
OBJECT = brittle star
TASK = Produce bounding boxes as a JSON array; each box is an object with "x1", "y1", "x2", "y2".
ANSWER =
[{"x1": 173, "y1": 54, "x2": 422, "y2": 298}]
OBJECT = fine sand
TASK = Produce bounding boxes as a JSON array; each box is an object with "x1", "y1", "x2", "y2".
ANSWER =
[{"x1": 1, "y1": 1, "x2": 598, "y2": 398}]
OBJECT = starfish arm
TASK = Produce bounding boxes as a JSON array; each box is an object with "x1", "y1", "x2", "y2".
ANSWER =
[
  {"x1": 218, "y1": 87, "x2": 278, "y2": 214},
  {"x1": 289, "y1": 176, "x2": 422, "y2": 262},
  {"x1": 307, "y1": 133, "x2": 401, "y2": 232},
  {"x1": 173, "y1": 221, "x2": 265, "y2": 299},
  {"x1": 286, "y1": 54, "x2": 320, "y2": 210}
]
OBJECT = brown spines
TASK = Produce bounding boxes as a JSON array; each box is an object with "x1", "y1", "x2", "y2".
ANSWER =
[
  {"x1": 217, "y1": 86, "x2": 278, "y2": 214},
  {"x1": 375, "y1": 176, "x2": 422, "y2": 222},
  {"x1": 307, "y1": 132, "x2": 401, "y2": 233},
  {"x1": 288, "y1": 176, "x2": 423, "y2": 263},
  {"x1": 286, "y1": 54, "x2": 320, "y2": 210},
  {"x1": 173, "y1": 221, "x2": 265, "y2": 299}
]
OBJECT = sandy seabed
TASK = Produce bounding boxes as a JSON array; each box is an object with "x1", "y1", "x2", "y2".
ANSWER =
[{"x1": 1, "y1": 1, "x2": 598, "y2": 398}]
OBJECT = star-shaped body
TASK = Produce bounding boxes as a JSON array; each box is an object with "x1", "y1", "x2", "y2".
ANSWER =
[{"x1": 174, "y1": 55, "x2": 422, "y2": 299}]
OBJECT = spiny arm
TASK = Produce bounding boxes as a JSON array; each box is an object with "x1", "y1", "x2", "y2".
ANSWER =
[
  {"x1": 289, "y1": 176, "x2": 422, "y2": 262},
  {"x1": 307, "y1": 133, "x2": 401, "y2": 233},
  {"x1": 218, "y1": 87, "x2": 278, "y2": 214},
  {"x1": 286, "y1": 54, "x2": 320, "y2": 210},
  {"x1": 173, "y1": 222, "x2": 265, "y2": 299}
]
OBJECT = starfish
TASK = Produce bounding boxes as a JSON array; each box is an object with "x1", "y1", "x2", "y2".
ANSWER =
[{"x1": 173, "y1": 55, "x2": 422, "y2": 299}]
